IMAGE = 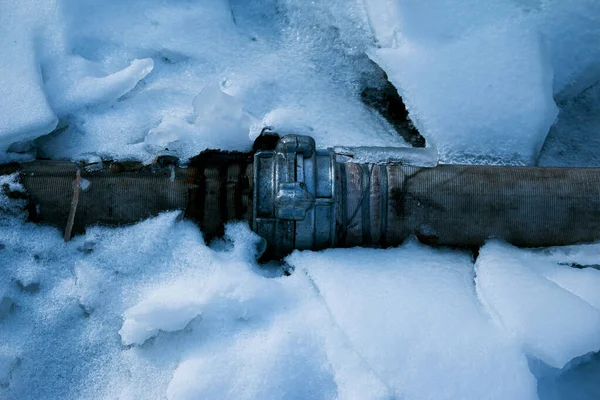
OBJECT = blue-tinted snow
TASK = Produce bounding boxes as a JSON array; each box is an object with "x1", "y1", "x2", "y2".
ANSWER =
[
  {"x1": 2, "y1": 208, "x2": 600, "y2": 399},
  {"x1": 1, "y1": 1, "x2": 600, "y2": 399}
]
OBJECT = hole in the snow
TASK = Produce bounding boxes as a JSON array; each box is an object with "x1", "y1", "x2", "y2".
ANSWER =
[{"x1": 361, "y1": 60, "x2": 426, "y2": 148}]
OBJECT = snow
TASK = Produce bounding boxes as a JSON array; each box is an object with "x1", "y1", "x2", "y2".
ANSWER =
[
  {"x1": 289, "y1": 243, "x2": 539, "y2": 400},
  {"x1": 539, "y1": 82, "x2": 600, "y2": 167},
  {"x1": 0, "y1": 2, "x2": 58, "y2": 153},
  {"x1": 476, "y1": 241, "x2": 600, "y2": 368},
  {"x1": 539, "y1": 0, "x2": 600, "y2": 102},
  {"x1": 0, "y1": 212, "x2": 365, "y2": 399},
  {"x1": 45, "y1": 57, "x2": 154, "y2": 117},
  {"x1": 2, "y1": 207, "x2": 599, "y2": 399},
  {"x1": 362, "y1": 0, "x2": 600, "y2": 164},
  {"x1": 1, "y1": 0, "x2": 600, "y2": 399},
  {"x1": 2, "y1": 0, "x2": 409, "y2": 163},
  {"x1": 144, "y1": 83, "x2": 255, "y2": 160},
  {"x1": 2, "y1": 1, "x2": 599, "y2": 164},
  {"x1": 365, "y1": 1, "x2": 559, "y2": 164}
]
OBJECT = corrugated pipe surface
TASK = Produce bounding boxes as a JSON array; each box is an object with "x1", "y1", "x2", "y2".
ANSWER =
[
  {"x1": 336, "y1": 163, "x2": 600, "y2": 249},
  {"x1": 3, "y1": 153, "x2": 253, "y2": 243}
]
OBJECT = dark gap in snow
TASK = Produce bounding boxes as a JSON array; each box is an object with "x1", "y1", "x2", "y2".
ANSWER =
[
  {"x1": 30, "y1": 124, "x2": 71, "y2": 159},
  {"x1": 252, "y1": 129, "x2": 280, "y2": 151},
  {"x1": 558, "y1": 262, "x2": 600, "y2": 271},
  {"x1": 185, "y1": 149, "x2": 254, "y2": 241},
  {"x1": 360, "y1": 60, "x2": 426, "y2": 148},
  {"x1": 16, "y1": 281, "x2": 40, "y2": 294},
  {"x1": 0, "y1": 297, "x2": 15, "y2": 320},
  {"x1": 534, "y1": 352, "x2": 600, "y2": 400},
  {"x1": 228, "y1": 0, "x2": 281, "y2": 40}
]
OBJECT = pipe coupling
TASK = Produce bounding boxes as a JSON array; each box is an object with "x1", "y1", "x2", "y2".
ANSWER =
[{"x1": 253, "y1": 135, "x2": 336, "y2": 258}]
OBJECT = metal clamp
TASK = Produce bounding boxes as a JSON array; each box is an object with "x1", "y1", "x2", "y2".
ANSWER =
[{"x1": 253, "y1": 135, "x2": 336, "y2": 257}]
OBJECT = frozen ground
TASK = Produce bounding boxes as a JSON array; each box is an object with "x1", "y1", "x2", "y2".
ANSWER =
[{"x1": 1, "y1": 0, "x2": 600, "y2": 399}]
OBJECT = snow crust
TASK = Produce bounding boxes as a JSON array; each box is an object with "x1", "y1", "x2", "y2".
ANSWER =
[
  {"x1": 539, "y1": 0, "x2": 600, "y2": 102},
  {"x1": 369, "y1": 22, "x2": 558, "y2": 164},
  {"x1": 0, "y1": 212, "x2": 379, "y2": 399}
]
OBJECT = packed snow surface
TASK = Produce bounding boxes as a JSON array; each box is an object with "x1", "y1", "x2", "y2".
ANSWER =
[
  {"x1": 1, "y1": 0, "x2": 600, "y2": 399},
  {"x1": 2, "y1": 208, "x2": 600, "y2": 399}
]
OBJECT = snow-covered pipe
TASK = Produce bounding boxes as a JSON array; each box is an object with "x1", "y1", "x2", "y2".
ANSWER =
[{"x1": 2, "y1": 134, "x2": 600, "y2": 258}]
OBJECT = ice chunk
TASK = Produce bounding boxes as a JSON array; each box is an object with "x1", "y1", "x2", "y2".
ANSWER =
[
  {"x1": 192, "y1": 83, "x2": 249, "y2": 128},
  {"x1": 369, "y1": 19, "x2": 558, "y2": 164},
  {"x1": 45, "y1": 57, "x2": 154, "y2": 116},
  {"x1": 143, "y1": 84, "x2": 254, "y2": 159},
  {"x1": 119, "y1": 281, "x2": 206, "y2": 346},
  {"x1": 287, "y1": 243, "x2": 538, "y2": 400},
  {"x1": 476, "y1": 241, "x2": 600, "y2": 368},
  {"x1": 144, "y1": 83, "x2": 251, "y2": 158}
]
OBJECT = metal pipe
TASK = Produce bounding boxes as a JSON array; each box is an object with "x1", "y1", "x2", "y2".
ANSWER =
[{"x1": 2, "y1": 134, "x2": 600, "y2": 259}]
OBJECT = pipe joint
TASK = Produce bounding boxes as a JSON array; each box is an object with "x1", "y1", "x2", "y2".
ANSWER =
[{"x1": 253, "y1": 134, "x2": 336, "y2": 258}]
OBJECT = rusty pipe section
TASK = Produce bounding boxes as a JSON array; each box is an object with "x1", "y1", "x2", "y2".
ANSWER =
[
  {"x1": 1, "y1": 152, "x2": 253, "y2": 242},
  {"x1": 2, "y1": 134, "x2": 600, "y2": 258}
]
